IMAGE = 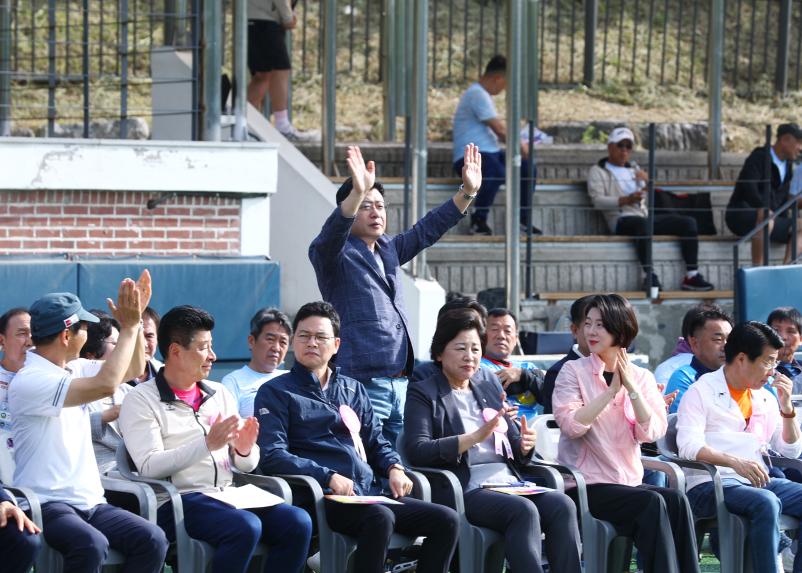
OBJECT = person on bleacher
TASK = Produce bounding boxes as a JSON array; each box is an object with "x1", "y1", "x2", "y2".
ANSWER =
[
  {"x1": 221, "y1": 308, "x2": 291, "y2": 417},
  {"x1": 403, "y1": 308, "x2": 582, "y2": 573},
  {"x1": 9, "y1": 276, "x2": 169, "y2": 572},
  {"x1": 587, "y1": 126, "x2": 714, "y2": 292},
  {"x1": 309, "y1": 143, "x2": 482, "y2": 447},
  {"x1": 541, "y1": 295, "x2": 592, "y2": 415},
  {"x1": 119, "y1": 304, "x2": 312, "y2": 573},
  {"x1": 480, "y1": 308, "x2": 546, "y2": 420},
  {"x1": 677, "y1": 321, "x2": 802, "y2": 573},
  {"x1": 553, "y1": 294, "x2": 700, "y2": 573},
  {"x1": 0, "y1": 485, "x2": 41, "y2": 573},
  {"x1": 727, "y1": 123, "x2": 802, "y2": 266},
  {"x1": 664, "y1": 305, "x2": 733, "y2": 414},
  {"x1": 768, "y1": 306, "x2": 802, "y2": 394},
  {"x1": 255, "y1": 301, "x2": 460, "y2": 573},
  {"x1": 0, "y1": 308, "x2": 31, "y2": 484}
]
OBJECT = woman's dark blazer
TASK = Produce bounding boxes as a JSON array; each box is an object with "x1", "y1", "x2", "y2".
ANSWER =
[{"x1": 401, "y1": 368, "x2": 534, "y2": 491}]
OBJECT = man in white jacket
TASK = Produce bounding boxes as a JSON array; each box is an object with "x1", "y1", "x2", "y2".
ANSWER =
[
  {"x1": 677, "y1": 321, "x2": 802, "y2": 572},
  {"x1": 119, "y1": 304, "x2": 312, "y2": 573}
]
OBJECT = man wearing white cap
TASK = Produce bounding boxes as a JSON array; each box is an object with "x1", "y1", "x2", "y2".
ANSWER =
[{"x1": 587, "y1": 126, "x2": 714, "y2": 292}]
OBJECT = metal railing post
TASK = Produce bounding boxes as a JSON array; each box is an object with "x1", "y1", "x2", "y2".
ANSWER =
[
  {"x1": 646, "y1": 123, "x2": 656, "y2": 297},
  {"x1": 322, "y1": 0, "x2": 337, "y2": 175},
  {"x1": 524, "y1": 0, "x2": 540, "y2": 298},
  {"x1": 583, "y1": 0, "x2": 598, "y2": 86},
  {"x1": 191, "y1": 0, "x2": 201, "y2": 140},
  {"x1": 47, "y1": 0, "x2": 56, "y2": 137},
  {"x1": 119, "y1": 0, "x2": 129, "y2": 138},
  {"x1": 232, "y1": 0, "x2": 247, "y2": 141},
  {"x1": 776, "y1": 0, "x2": 791, "y2": 95},
  {"x1": 381, "y1": 0, "x2": 396, "y2": 141},
  {"x1": 201, "y1": 0, "x2": 222, "y2": 141},
  {"x1": 707, "y1": 0, "x2": 723, "y2": 179},
  {"x1": 0, "y1": 0, "x2": 10, "y2": 137},
  {"x1": 82, "y1": 0, "x2": 90, "y2": 137},
  {"x1": 763, "y1": 124, "x2": 772, "y2": 266},
  {"x1": 410, "y1": 0, "x2": 428, "y2": 277},
  {"x1": 505, "y1": 0, "x2": 523, "y2": 315}
]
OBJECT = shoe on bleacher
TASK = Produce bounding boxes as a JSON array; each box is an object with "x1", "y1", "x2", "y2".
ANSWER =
[
  {"x1": 279, "y1": 125, "x2": 321, "y2": 142},
  {"x1": 519, "y1": 223, "x2": 543, "y2": 235},
  {"x1": 470, "y1": 217, "x2": 492, "y2": 236},
  {"x1": 681, "y1": 273, "x2": 714, "y2": 292},
  {"x1": 641, "y1": 272, "x2": 662, "y2": 291}
]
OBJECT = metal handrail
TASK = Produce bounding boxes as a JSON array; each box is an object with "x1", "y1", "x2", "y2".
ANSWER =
[{"x1": 732, "y1": 193, "x2": 800, "y2": 273}]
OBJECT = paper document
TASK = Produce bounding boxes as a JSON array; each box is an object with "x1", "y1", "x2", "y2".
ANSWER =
[
  {"x1": 204, "y1": 483, "x2": 285, "y2": 509},
  {"x1": 483, "y1": 483, "x2": 552, "y2": 496},
  {"x1": 325, "y1": 495, "x2": 402, "y2": 505}
]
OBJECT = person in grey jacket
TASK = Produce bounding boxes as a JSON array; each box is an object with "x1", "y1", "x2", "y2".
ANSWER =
[{"x1": 587, "y1": 126, "x2": 713, "y2": 292}]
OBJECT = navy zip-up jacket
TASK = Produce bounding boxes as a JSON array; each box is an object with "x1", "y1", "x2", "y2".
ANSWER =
[
  {"x1": 309, "y1": 199, "x2": 464, "y2": 383},
  {"x1": 254, "y1": 363, "x2": 401, "y2": 495}
]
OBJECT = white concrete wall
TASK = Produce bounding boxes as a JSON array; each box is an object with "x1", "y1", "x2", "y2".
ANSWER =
[{"x1": 400, "y1": 272, "x2": 447, "y2": 361}]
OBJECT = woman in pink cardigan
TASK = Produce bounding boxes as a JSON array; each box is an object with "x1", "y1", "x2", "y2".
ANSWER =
[{"x1": 552, "y1": 294, "x2": 699, "y2": 573}]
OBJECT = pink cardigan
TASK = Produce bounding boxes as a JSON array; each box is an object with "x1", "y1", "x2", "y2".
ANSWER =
[{"x1": 552, "y1": 353, "x2": 668, "y2": 486}]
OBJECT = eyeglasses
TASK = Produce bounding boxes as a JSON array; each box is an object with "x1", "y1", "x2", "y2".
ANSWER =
[
  {"x1": 616, "y1": 142, "x2": 633, "y2": 150},
  {"x1": 760, "y1": 359, "x2": 779, "y2": 370},
  {"x1": 295, "y1": 333, "x2": 334, "y2": 344}
]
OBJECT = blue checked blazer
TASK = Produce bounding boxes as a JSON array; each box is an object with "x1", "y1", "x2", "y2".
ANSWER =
[{"x1": 309, "y1": 199, "x2": 464, "y2": 383}]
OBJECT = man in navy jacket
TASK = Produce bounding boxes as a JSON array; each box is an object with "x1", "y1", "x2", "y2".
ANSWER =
[
  {"x1": 255, "y1": 301, "x2": 459, "y2": 573},
  {"x1": 309, "y1": 144, "x2": 482, "y2": 446}
]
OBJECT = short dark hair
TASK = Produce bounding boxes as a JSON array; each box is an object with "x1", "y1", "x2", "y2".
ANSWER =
[
  {"x1": 724, "y1": 321, "x2": 783, "y2": 363},
  {"x1": 293, "y1": 301, "x2": 341, "y2": 337},
  {"x1": 0, "y1": 307, "x2": 28, "y2": 336},
  {"x1": 335, "y1": 178, "x2": 386, "y2": 205},
  {"x1": 767, "y1": 306, "x2": 802, "y2": 334},
  {"x1": 143, "y1": 306, "x2": 161, "y2": 328},
  {"x1": 484, "y1": 54, "x2": 506, "y2": 76},
  {"x1": 81, "y1": 310, "x2": 121, "y2": 359},
  {"x1": 31, "y1": 322, "x2": 82, "y2": 348},
  {"x1": 583, "y1": 294, "x2": 639, "y2": 348},
  {"x1": 686, "y1": 305, "x2": 733, "y2": 339},
  {"x1": 250, "y1": 307, "x2": 292, "y2": 338},
  {"x1": 430, "y1": 308, "x2": 486, "y2": 362},
  {"x1": 680, "y1": 304, "x2": 709, "y2": 340},
  {"x1": 158, "y1": 305, "x2": 215, "y2": 360},
  {"x1": 569, "y1": 296, "x2": 593, "y2": 326},
  {"x1": 487, "y1": 307, "x2": 518, "y2": 328},
  {"x1": 437, "y1": 296, "x2": 488, "y2": 323}
]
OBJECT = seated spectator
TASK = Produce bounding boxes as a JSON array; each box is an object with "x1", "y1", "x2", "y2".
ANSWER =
[
  {"x1": 9, "y1": 276, "x2": 169, "y2": 571},
  {"x1": 653, "y1": 304, "x2": 709, "y2": 386},
  {"x1": 727, "y1": 123, "x2": 802, "y2": 266},
  {"x1": 119, "y1": 305, "x2": 312, "y2": 573},
  {"x1": 0, "y1": 308, "x2": 31, "y2": 483},
  {"x1": 255, "y1": 301, "x2": 459, "y2": 573},
  {"x1": 82, "y1": 310, "x2": 134, "y2": 475},
  {"x1": 0, "y1": 486, "x2": 41, "y2": 573},
  {"x1": 677, "y1": 321, "x2": 802, "y2": 572},
  {"x1": 452, "y1": 55, "x2": 538, "y2": 235},
  {"x1": 402, "y1": 309, "x2": 582, "y2": 573},
  {"x1": 542, "y1": 296, "x2": 592, "y2": 414},
  {"x1": 665, "y1": 305, "x2": 733, "y2": 413},
  {"x1": 128, "y1": 306, "x2": 163, "y2": 385},
  {"x1": 553, "y1": 294, "x2": 700, "y2": 573},
  {"x1": 767, "y1": 306, "x2": 802, "y2": 394},
  {"x1": 222, "y1": 308, "x2": 291, "y2": 417},
  {"x1": 587, "y1": 127, "x2": 714, "y2": 292}
]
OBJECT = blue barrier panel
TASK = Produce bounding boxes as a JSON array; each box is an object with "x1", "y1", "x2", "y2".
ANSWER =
[
  {"x1": 77, "y1": 257, "x2": 280, "y2": 361},
  {"x1": 0, "y1": 257, "x2": 78, "y2": 309},
  {"x1": 735, "y1": 265, "x2": 802, "y2": 323}
]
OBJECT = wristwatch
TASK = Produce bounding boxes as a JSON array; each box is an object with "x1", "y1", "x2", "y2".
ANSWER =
[
  {"x1": 628, "y1": 391, "x2": 640, "y2": 401},
  {"x1": 459, "y1": 184, "x2": 477, "y2": 201},
  {"x1": 388, "y1": 463, "x2": 405, "y2": 475},
  {"x1": 780, "y1": 408, "x2": 797, "y2": 419}
]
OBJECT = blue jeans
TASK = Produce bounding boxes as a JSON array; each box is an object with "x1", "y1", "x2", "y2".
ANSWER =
[
  {"x1": 454, "y1": 150, "x2": 535, "y2": 222},
  {"x1": 157, "y1": 492, "x2": 312, "y2": 573},
  {"x1": 686, "y1": 477, "x2": 802, "y2": 572},
  {"x1": 365, "y1": 376, "x2": 408, "y2": 448}
]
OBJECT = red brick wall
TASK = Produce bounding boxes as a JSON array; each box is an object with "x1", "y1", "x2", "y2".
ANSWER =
[{"x1": 0, "y1": 191, "x2": 241, "y2": 255}]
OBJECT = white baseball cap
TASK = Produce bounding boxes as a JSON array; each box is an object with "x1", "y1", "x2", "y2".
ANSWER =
[{"x1": 607, "y1": 127, "x2": 635, "y2": 145}]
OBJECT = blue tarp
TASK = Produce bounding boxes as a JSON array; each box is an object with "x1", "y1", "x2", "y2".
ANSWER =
[{"x1": 735, "y1": 265, "x2": 802, "y2": 323}]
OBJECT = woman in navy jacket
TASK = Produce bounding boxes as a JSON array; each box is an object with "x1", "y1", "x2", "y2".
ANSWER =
[{"x1": 401, "y1": 308, "x2": 582, "y2": 573}]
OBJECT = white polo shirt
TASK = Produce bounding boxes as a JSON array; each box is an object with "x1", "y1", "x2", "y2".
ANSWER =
[{"x1": 8, "y1": 351, "x2": 105, "y2": 509}]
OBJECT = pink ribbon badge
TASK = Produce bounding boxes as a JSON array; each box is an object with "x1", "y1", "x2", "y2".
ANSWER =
[
  {"x1": 482, "y1": 408, "x2": 513, "y2": 459},
  {"x1": 340, "y1": 405, "x2": 367, "y2": 462}
]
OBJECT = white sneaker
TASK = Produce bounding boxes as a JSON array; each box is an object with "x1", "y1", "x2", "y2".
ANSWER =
[
  {"x1": 306, "y1": 551, "x2": 321, "y2": 572},
  {"x1": 782, "y1": 546, "x2": 795, "y2": 572},
  {"x1": 279, "y1": 125, "x2": 321, "y2": 142}
]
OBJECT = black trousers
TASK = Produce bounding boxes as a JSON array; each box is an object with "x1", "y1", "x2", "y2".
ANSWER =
[
  {"x1": 616, "y1": 214, "x2": 699, "y2": 271},
  {"x1": 464, "y1": 488, "x2": 582, "y2": 573},
  {"x1": 324, "y1": 496, "x2": 459, "y2": 573},
  {"x1": 568, "y1": 483, "x2": 700, "y2": 573}
]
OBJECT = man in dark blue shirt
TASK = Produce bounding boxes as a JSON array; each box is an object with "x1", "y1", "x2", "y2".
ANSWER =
[{"x1": 255, "y1": 301, "x2": 459, "y2": 573}]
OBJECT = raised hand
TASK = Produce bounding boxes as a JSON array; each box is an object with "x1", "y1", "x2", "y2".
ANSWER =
[
  {"x1": 107, "y1": 278, "x2": 142, "y2": 329},
  {"x1": 519, "y1": 415, "x2": 537, "y2": 455},
  {"x1": 773, "y1": 372, "x2": 795, "y2": 414},
  {"x1": 346, "y1": 145, "x2": 376, "y2": 198},
  {"x1": 136, "y1": 269, "x2": 152, "y2": 312},
  {"x1": 616, "y1": 348, "x2": 635, "y2": 392},
  {"x1": 461, "y1": 143, "x2": 482, "y2": 195}
]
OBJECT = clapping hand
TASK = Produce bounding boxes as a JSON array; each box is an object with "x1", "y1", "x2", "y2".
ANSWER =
[
  {"x1": 461, "y1": 143, "x2": 482, "y2": 195},
  {"x1": 232, "y1": 416, "x2": 259, "y2": 456},
  {"x1": 616, "y1": 348, "x2": 635, "y2": 392},
  {"x1": 519, "y1": 415, "x2": 536, "y2": 455}
]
